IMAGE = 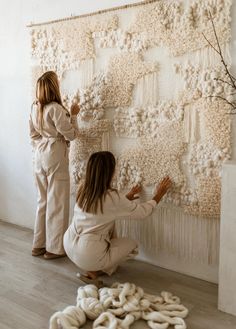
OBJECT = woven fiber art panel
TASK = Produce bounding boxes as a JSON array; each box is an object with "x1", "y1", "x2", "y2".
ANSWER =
[{"x1": 30, "y1": 0, "x2": 232, "y2": 222}]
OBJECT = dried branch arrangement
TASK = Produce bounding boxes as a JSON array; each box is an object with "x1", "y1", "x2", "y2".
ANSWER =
[{"x1": 203, "y1": 11, "x2": 236, "y2": 113}]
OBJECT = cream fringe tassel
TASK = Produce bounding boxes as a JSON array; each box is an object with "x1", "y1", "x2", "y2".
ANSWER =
[
  {"x1": 79, "y1": 58, "x2": 94, "y2": 89},
  {"x1": 116, "y1": 205, "x2": 219, "y2": 265},
  {"x1": 181, "y1": 43, "x2": 232, "y2": 68},
  {"x1": 134, "y1": 72, "x2": 159, "y2": 107},
  {"x1": 183, "y1": 104, "x2": 199, "y2": 143},
  {"x1": 101, "y1": 131, "x2": 110, "y2": 151}
]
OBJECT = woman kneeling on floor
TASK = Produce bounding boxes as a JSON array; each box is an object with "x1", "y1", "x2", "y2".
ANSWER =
[{"x1": 63, "y1": 151, "x2": 172, "y2": 286}]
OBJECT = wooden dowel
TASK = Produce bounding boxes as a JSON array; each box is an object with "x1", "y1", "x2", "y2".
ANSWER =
[{"x1": 26, "y1": 0, "x2": 158, "y2": 28}]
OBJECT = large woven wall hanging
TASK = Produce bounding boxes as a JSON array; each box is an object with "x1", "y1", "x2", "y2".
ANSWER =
[{"x1": 29, "y1": 0, "x2": 232, "y2": 264}]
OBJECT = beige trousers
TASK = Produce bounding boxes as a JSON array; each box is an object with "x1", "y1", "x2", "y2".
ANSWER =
[
  {"x1": 63, "y1": 225, "x2": 138, "y2": 275},
  {"x1": 33, "y1": 139, "x2": 70, "y2": 254}
]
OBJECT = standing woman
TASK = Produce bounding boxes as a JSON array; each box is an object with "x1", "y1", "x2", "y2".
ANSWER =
[{"x1": 29, "y1": 71, "x2": 80, "y2": 259}]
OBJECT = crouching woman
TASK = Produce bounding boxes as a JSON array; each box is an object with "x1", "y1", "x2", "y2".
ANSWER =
[{"x1": 63, "y1": 151, "x2": 171, "y2": 285}]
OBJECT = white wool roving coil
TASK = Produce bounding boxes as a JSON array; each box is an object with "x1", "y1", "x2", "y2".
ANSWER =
[
  {"x1": 79, "y1": 297, "x2": 104, "y2": 320},
  {"x1": 49, "y1": 305, "x2": 86, "y2": 329},
  {"x1": 49, "y1": 282, "x2": 188, "y2": 329},
  {"x1": 76, "y1": 285, "x2": 104, "y2": 320}
]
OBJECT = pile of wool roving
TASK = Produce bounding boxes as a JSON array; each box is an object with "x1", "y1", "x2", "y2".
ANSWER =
[{"x1": 49, "y1": 282, "x2": 188, "y2": 329}]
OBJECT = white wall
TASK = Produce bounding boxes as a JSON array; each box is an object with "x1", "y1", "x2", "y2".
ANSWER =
[
  {"x1": 219, "y1": 161, "x2": 236, "y2": 316},
  {"x1": 0, "y1": 0, "x2": 236, "y2": 282}
]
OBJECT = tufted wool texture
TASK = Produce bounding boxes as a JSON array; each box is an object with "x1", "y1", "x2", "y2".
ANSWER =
[
  {"x1": 174, "y1": 63, "x2": 234, "y2": 104},
  {"x1": 114, "y1": 101, "x2": 184, "y2": 138},
  {"x1": 31, "y1": 15, "x2": 118, "y2": 77},
  {"x1": 128, "y1": 0, "x2": 231, "y2": 57},
  {"x1": 116, "y1": 122, "x2": 186, "y2": 193},
  {"x1": 104, "y1": 52, "x2": 158, "y2": 107},
  {"x1": 69, "y1": 118, "x2": 111, "y2": 189}
]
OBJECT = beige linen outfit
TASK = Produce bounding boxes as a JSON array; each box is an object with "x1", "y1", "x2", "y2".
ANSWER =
[
  {"x1": 63, "y1": 191, "x2": 156, "y2": 275},
  {"x1": 29, "y1": 102, "x2": 77, "y2": 254}
]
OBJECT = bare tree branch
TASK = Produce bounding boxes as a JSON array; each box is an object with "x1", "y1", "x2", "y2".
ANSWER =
[
  {"x1": 208, "y1": 11, "x2": 236, "y2": 89},
  {"x1": 207, "y1": 95, "x2": 236, "y2": 108},
  {"x1": 227, "y1": 72, "x2": 236, "y2": 82},
  {"x1": 214, "y1": 78, "x2": 234, "y2": 88},
  {"x1": 202, "y1": 32, "x2": 220, "y2": 54},
  {"x1": 227, "y1": 109, "x2": 236, "y2": 115},
  {"x1": 201, "y1": 10, "x2": 236, "y2": 114},
  {"x1": 227, "y1": 92, "x2": 236, "y2": 96}
]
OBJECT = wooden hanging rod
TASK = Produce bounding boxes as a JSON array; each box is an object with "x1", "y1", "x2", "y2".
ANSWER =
[{"x1": 26, "y1": 0, "x2": 158, "y2": 28}]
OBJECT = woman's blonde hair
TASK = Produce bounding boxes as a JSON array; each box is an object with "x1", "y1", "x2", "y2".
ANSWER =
[
  {"x1": 35, "y1": 71, "x2": 63, "y2": 131},
  {"x1": 77, "y1": 151, "x2": 117, "y2": 214}
]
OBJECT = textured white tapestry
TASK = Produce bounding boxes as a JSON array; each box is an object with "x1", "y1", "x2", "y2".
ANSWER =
[{"x1": 30, "y1": 0, "x2": 232, "y2": 264}]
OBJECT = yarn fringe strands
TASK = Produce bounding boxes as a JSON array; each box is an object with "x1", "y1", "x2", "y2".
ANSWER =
[
  {"x1": 183, "y1": 43, "x2": 232, "y2": 69},
  {"x1": 116, "y1": 205, "x2": 220, "y2": 265},
  {"x1": 183, "y1": 104, "x2": 199, "y2": 144},
  {"x1": 49, "y1": 282, "x2": 189, "y2": 329},
  {"x1": 134, "y1": 72, "x2": 159, "y2": 107},
  {"x1": 77, "y1": 58, "x2": 94, "y2": 89}
]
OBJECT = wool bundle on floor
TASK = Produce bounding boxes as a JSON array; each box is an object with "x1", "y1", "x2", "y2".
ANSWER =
[
  {"x1": 29, "y1": 0, "x2": 232, "y2": 265},
  {"x1": 49, "y1": 282, "x2": 189, "y2": 329}
]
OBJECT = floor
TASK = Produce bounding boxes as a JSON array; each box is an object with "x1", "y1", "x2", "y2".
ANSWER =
[{"x1": 0, "y1": 221, "x2": 236, "y2": 329}]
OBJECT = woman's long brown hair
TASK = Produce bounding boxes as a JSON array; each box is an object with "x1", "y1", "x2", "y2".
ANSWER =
[
  {"x1": 77, "y1": 151, "x2": 116, "y2": 214},
  {"x1": 35, "y1": 71, "x2": 63, "y2": 131}
]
